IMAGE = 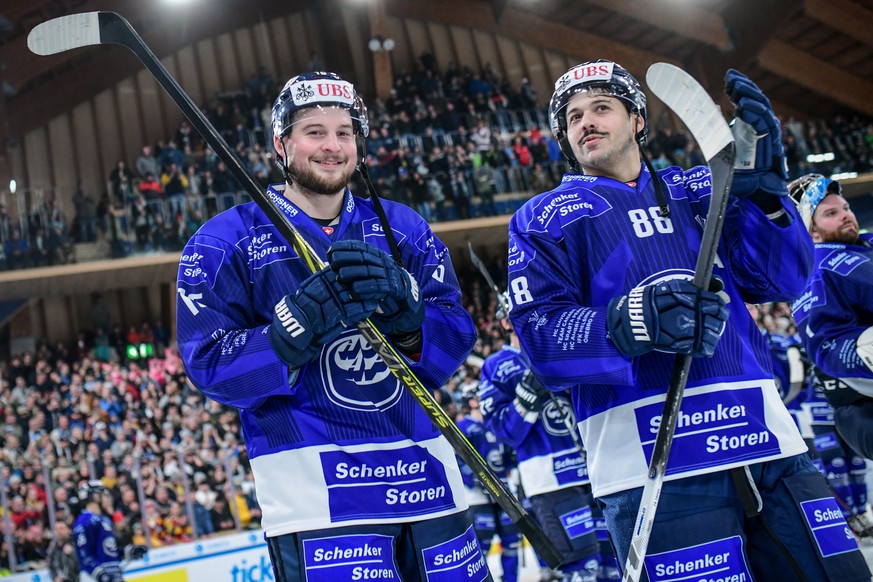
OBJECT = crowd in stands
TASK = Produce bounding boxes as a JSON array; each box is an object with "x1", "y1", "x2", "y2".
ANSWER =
[
  {"x1": 0, "y1": 235, "x2": 807, "y2": 576},
  {"x1": 1, "y1": 54, "x2": 870, "y2": 272},
  {"x1": 0, "y1": 57, "x2": 872, "y2": 575}
]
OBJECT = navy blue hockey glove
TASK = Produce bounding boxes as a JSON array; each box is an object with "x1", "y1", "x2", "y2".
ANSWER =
[
  {"x1": 93, "y1": 565, "x2": 124, "y2": 582},
  {"x1": 328, "y1": 240, "x2": 424, "y2": 336},
  {"x1": 607, "y1": 279, "x2": 729, "y2": 358},
  {"x1": 270, "y1": 267, "x2": 378, "y2": 369},
  {"x1": 724, "y1": 69, "x2": 789, "y2": 198},
  {"x1": 124, "y1": 544, "x2": 148, "y2": 562},
  {"x1": 514, "y1": 369, "x2": 549, "y2": 420}
]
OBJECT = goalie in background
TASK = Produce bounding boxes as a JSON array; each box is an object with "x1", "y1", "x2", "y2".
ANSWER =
[
  {"x1": 506, "y1": 59, "x2": 869, "y2": 580},
  {"x1": 790, "y1": 174, "x2": 873, "y2": 509}
]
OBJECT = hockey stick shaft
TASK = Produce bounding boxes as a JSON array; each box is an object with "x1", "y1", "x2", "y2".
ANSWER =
[
  {"x1": 621, "y1": 63, "x2": 736, "y2": 582},
  {"x1": 28, "y1": 12, "x2": 562, "y2": 567}
]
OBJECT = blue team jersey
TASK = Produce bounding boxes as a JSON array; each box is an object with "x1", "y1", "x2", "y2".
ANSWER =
[
  {"x1": 478, "y1": 345, "x2": 589, "y2": 497},
  {"x1": 792, "y1": 233, "x2": 873, "y2": 398},
  {"x1": 507, "y1": 164, "x2": 813, "y2": 497},
  {"x1": 73, "y1": 511, "x2": 120, "y2": 577},
  {"x1": 455, "y1": 415, "x2": 514, "y2": 505},
  {"x1": 176, "y1": 185, "x2": 477, "y2": 535},
  {"x1": 765, "y1": 332, "x2": 802, "y2": 400}
]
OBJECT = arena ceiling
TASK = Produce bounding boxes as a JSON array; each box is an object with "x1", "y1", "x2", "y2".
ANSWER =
[{"x1": 0, "y1": 0, "x2": 872, "y2": 153}]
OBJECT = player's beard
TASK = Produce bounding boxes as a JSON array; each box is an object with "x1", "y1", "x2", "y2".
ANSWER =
[
  {"x1": 288, "y1": 158, "x2": 355, "y2": 196},
  {"x1": 817, "y1": 225, "x2": 859, "y2": 245}
]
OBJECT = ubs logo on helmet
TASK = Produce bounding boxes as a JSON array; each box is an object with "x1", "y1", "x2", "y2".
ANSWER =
[
  {"x1": 541, "y1": 398, "x2": 574, "y2": 437},
  {"x1": 320, "y1": 330, "x2": 402, "y2": 411},
  {"x1": 291, "y1": 80, "x2": 356, "y2": 106}
]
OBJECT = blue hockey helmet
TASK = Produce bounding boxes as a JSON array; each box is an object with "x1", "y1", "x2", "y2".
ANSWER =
[
  {"x1": 788, "y1": 173, "x2": 842, "y2": 231},
  {"x1": 549, "y1": 60, "x2": 648, "y2": 164}
]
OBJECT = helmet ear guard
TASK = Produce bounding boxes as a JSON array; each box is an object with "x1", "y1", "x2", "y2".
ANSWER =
[{"x1": 549, "y1": 60, "x2": 648, "y2": 167}]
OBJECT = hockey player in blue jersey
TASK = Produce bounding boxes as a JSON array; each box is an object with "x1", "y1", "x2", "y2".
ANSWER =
[
  {"x1": 477, "y1": 297, "x2": 607, "y2": 582},
  {"x1": 507, "y1": 60, "x2": 870, "y2": 580},
  {"x1": 176, "y1": 71, "x2": 485, "y2": 581},
  {"x1": 456, "y1": 387, "x2": 521, "y2": 582},
  {"x1": 72, "y1": 480, "x2": 145, "y2": 582},
  {"x1": 790, "y1": 174, "x2": 873, "y2": 464}
]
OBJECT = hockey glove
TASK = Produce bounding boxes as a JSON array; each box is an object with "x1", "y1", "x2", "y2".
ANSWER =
[
  {"x1": 93, "y1": 565, "x2": 124, "y2": 582},
  {"x1": 724, "y1": 69, "x2": 789, "y2": 199},
  {"x1": 124, "y1": 544, "x2": 148, "y2": 562},
  {"x1": 328, "y1": 240, "x2": 425, "y2": 336},
  {"x1": 514, "y1": 369, "x2": 549, "y2": 422},
  {"x1": 270, "y1": 267, "x2": 378, "y2": 369},
  {"x1": 607, "y1": 279, "x2": 729, "y2": 358}
]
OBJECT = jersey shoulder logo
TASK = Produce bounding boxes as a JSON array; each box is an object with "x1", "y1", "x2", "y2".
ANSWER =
[
  {"x1": 236, "y1": 226, "x2": 291, "y2": 273},
  {"x1": 527, "y1": 187, "x2": 612, "y2": 232},
  {"x1": 179, "y1": 242, "x2": 225, "y2": 288},
  {"x1": 818, "y1": 248, "x2": 869, "y2": 277}
]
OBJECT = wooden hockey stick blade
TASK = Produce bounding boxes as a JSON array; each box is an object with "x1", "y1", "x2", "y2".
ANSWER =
[
  {"x1": 28, "y1": 11, "x2": 563, "y2": 567},
  {"x1": 621, "y1": 64, "x2": 736, "y2": 582}
]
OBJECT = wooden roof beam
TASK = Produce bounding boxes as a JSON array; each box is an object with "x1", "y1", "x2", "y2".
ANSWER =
[
  {"x1": 758, "y1": 40, "x2": 873, "y2": 116},
  {"x1": 804, "y1": 0, "x2": 873, "y2": 48},
  {"x1": 582, "y1": 0, "x2": 731, "y2": 52}
]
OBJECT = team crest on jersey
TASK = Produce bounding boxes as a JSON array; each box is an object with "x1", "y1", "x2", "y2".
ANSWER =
[
  {"x1": 320, "y1": 330, "x2": 402, "y2": 411},
  {"x1": 634, "y1": 268, "x2": 696, "y2": 288},
  {"x1": 103, "y1": 536, "x2": 118, "y2": 557},
  {"x1": 541, "y1": 397, "x2": 574, "y2": 437},
  {"x1": 486, "y1": 448, "x2": 506, "y2": 473}
]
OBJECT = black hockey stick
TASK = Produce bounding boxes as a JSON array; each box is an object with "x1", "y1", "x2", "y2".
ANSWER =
[
  {"x1": 27, "y1": 12, "x2": 562, "y2": 567},
  {"x1": 621, "y1": 63, "x2": 737, "y2": 582},
  {"x1": 467, "y1": 243, "x2": 586, "y2": 460}
]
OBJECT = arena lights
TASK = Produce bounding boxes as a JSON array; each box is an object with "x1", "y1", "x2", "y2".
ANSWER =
[
  {"x1": 806, "y1": 152, "x2": 835, "y2": 163},
  {"x1": 830, "y1": 172, "x2": 858, "y2": 181},
  {"x1": 8, "y1": 179, "x2": 15, "y2": 194},
  {"x1": 368, "y1": 36, "x2": 395, "y2": 52}
]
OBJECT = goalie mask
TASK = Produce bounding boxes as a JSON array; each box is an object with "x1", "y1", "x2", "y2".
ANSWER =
[
  {"x1": 271, "y1": 71, "x2": 370, "y2": 177},
  {"x1": 788, "y1": 173, "x2": 842, "y2": 231},
  {"x1": 549, "y1": 60, "x2": 648, "y2": 165}
]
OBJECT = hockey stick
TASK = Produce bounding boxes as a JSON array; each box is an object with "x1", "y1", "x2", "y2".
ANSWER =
[
  {"x1": 621, "y1": 63, "x2": 736, "y2": 582},
  {"x1": 467, "y1": 243, "x2": 586, "y2": 460},
  {"x1": 27, "y1": 12, "x2": 562, "y2": 568}
]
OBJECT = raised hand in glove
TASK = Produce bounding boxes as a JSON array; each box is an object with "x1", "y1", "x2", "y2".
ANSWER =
[
  {"x1": 607, "y1": 279, "x2": 729, "y2": 358},
  {"x1": 328, "y1": 240, "x2": 424, "y2": 336},
  {"x1": 514, "y1": 369, "x2": 549, "y2": 421},
  {"x1": 724, "y1": 69, "x2": 789, "y2": 199},
  {"x1": 270, "y1": 267, "x2": 378, "y2": 369}
]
